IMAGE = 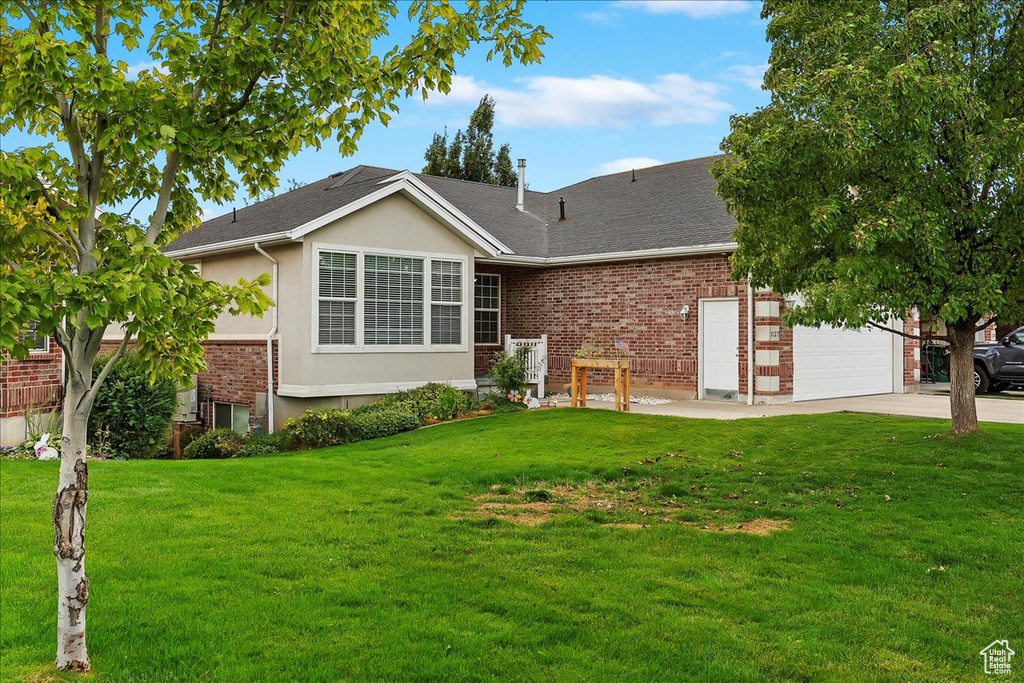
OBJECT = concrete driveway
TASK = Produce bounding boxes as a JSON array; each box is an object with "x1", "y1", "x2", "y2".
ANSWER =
[{"x1": 576, "y1": 391, "x2": 1023, "y2": 424}]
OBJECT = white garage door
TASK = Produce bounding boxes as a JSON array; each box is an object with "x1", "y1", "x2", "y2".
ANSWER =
[{"x1": 793, "y1": 324, "x2": 896, "y2": 401}]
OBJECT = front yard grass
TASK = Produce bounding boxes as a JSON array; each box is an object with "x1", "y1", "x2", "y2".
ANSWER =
[{"x1": 1, "y1": 410, "x2": 1020, "y2": 682}]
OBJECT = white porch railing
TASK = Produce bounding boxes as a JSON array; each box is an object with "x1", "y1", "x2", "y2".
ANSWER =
[{"x1": 505, "y1": 334, "x2": 548, "y2": 397}]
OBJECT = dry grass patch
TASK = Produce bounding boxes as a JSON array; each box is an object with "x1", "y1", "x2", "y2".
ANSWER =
[
  {"x1": 685, "y1": 518, "x2": 791, "y2": 536},
  {"x1": 464, "y1": 480, "x2": 789, "y2": 534}
]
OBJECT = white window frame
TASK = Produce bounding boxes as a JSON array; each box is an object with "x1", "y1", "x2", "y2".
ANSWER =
[
  {"x1": 23, "y1": 320, "x2": 50, "y2": 354},
  {"x1": 213, "y1": 402, "x2": 250, "y2": 434},
  {"x1": 311, "y1": 243, "x2": 469, "y2": 353},
  {"x1": 474, "y1": 273, "x2": 501, "y2": 346},
  {"x1": 316, "y1": 251, "x2": 358, "y2": 347},
  {"x1": 429, "y1": 259, "x2": 464, "y2": 346}
]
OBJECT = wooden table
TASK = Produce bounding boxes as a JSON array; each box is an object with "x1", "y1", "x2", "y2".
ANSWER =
[{"x1": 570, "y1": 359, "x2": 631, "y2": 411}]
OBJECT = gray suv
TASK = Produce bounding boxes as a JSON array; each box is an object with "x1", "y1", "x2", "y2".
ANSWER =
[{"x1": 970, "y1": 326, "x2": 1024, "y2": 393}]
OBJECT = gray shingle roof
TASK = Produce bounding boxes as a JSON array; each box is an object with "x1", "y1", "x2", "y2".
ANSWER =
[{"x1": 166, "y1": 155, "x2": 736, "y2": 259}]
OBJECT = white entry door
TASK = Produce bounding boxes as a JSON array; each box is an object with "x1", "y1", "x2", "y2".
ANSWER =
[{"x1": 700, "y1": 298, "x2": 739, "y2": 400}]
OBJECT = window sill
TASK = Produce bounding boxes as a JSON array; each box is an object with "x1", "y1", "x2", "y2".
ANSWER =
[{"x1": 313, "y1": 345, "x2": 469, "y2": 354}]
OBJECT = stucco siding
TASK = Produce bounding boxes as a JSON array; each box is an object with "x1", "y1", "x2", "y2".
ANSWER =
[
  {"x1": 278, "y1": 193, "x2": 479, "y2": 393},
  {"x1": 199, "y1": 247, "x2": 286, "y2": 336}
]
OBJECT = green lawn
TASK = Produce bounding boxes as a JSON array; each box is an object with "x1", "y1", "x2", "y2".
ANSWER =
[{"x1": 1, "y1": 410, "x2": 1021, "y2": 682}]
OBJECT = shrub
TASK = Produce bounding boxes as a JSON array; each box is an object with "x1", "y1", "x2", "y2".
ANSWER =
[
  {"x1": 281, "y1": 408, "x2": 353, "y2": 448},
  {"x1": 488, "y1": 348, "x2": 530, "y2": 397},
  {"x1": 239, "y1": 432, "x2": 293, "y2": 457},
  {"x1": 350, "y1": 408, "x2": 421, "y2": 441},
  {"x1": 89, "y1": 353, "x2": 178, "y2": 459},
  {"x1": 358, "y1": 383, "x2": 472, "y2": 422},
  {"x1": 476, "y1": 392, "x2": 528, "y2": 414},
  {"x1": 182, "y1": 429, "x2": 244, "y2": 459}
]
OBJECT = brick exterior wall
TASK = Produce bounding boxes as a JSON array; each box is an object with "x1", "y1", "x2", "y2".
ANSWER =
[
  {"x1": 904, "y1": 314, "x2": 922, "y2": 388},
  {"x1": 477, "y1": 255, "x2": 919, "y2": 401},
  {"x1": 195, "y1": 340, "x2": 278, "y2": 429},
  {"x1": 476, "y1": 254, "x2": 751, "y2": 398},
  {"x1": 0, "y1": 347, "x2": 63, "y2": 418},
  {"x1": 100, "y1": 338, "x2": 278, "y2": 429},
  {"x1": 750, "y1": 292, "x2": 792, "y2": 399},
  {"x1": 994, "y1": 320, "x2": 1018, "y2": 341}
]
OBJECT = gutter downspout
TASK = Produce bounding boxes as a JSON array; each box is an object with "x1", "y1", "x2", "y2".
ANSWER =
[
  {"x1": 254, "y1": 243, "x2": 278, "y2": 433},
  {"x1": 747, "y1": 276, "x2": 754, "y2": 406}
]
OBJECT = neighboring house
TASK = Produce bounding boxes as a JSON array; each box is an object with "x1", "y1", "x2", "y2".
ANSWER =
[
  {"x1": 0, "y1": 322, "x2": 63, "y2": 446},
  {"x1": 0, "y1": 156, "x2": 921, "y2": 441}
]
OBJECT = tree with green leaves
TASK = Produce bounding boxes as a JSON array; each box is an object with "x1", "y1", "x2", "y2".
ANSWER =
[
  {"x1": 422, "y1": 94, "x2": 517, "y2": 185},
  {"x1": 713, "y1": 0, "x2": 1022, "y2": 435},
  {"x1": 0, "y1": 0, "x2": 546, "y2": 671}
]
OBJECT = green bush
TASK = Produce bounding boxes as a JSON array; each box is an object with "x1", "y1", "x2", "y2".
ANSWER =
[
  {"x1": 182, "y1": 429, "x2": 244, "y2": 459},
  {"x1": 239, "y1": 432, "x2": 294, "y2": 457},
  {"x1": 476, "y1": 392, "x2": 528, "y2": 414},
  {"x1": 89, "y1": 353, "x2": 178, "y2": 459},
  {"x1": 281, "y1": 408, "x2": 353, "y2": 448},
  {"x1": 487, "y1": 348, "x2": 530, "y2": 397},
  {"x1": 357, "y1": 383, "x2": 472, "y2": 422},
  {"x1": 350, "y1": 408, "x2": 421, "y2": 441}
]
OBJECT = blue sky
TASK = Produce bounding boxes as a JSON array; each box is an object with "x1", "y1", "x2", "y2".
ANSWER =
[
  {"x1": 6, "y1": 1, "x2": 772, "y2": 220},
  {"x1": 313, "y1": 0, "x2": 771, "y2": 194}
]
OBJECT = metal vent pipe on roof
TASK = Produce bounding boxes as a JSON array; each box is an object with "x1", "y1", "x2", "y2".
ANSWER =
[
  {"x1": 516, "y1": 158, "x2": 526, "y2": 212},
  {"x1": 558, "y1": 197, "x2": 566, "y2": 220}
]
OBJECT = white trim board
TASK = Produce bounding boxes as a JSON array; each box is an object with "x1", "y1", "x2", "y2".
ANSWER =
[
  {"x1": 477, "y1": 242, "x2": 738, "y2": 267},
  {"x1": 167, "y1": 176, "x2": 509, "y2": 260},
  {"x1": 277, "y1": 379, "x2": 478, "y2": 398},
  {"x1": 291, "y1": 177, "x2": 508, "y2": 256}
]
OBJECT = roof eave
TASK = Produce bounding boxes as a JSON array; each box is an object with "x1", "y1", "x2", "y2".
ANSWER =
[
  {"x1": 165, "y1": 174, "x2": 512, "y2": 260},
  {"x1": 477, "y1": 242, "x2": 738, "y2": 267},
  {"x1": 164, "y1": 232, "x2": 294, "y2": 260}
]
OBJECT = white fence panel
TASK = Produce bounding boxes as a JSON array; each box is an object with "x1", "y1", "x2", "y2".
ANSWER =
[{"x1": 505, "y1": 334, "x2": 548, "y2": 397}]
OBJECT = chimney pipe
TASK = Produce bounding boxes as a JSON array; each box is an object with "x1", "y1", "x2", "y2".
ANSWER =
[
  {"x1": 516, "y1": 158, "x2": 526, "y2": 212},
  {"x1": 558, "y1": 197, "x2": 566, "y2": 221},
  {"x1": 232, "y1": 207, "x2": 237, "y2": 223}
]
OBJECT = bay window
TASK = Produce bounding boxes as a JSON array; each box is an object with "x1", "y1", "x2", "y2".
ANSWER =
[{"x1": 314, "y1": 246, "x2": 467, "y2": 350}]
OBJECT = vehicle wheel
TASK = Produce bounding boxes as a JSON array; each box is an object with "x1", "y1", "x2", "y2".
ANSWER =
[{"x1": 974, "y1": 365, "x2": 990, "y2": 394}]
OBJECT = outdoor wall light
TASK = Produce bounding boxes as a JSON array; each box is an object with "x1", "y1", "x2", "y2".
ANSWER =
[{"x1": 680, "y1": 304, "x2": 690, "y2": 322}]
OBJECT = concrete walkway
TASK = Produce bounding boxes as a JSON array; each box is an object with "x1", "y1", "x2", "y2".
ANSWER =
[{"x1": 574, "y1": 391, "x2": 1023, "y2": 424}]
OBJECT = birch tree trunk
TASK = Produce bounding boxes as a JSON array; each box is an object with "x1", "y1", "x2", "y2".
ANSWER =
[
  {"x1": 947, "y1": 322, "x2": 980, "y2": 436},
  {"x1": 53, "y1": 368, "x2": 92, "y2": 671}
]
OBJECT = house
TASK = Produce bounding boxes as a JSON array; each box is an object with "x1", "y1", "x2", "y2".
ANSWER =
[
  {"x1": 0, "y1": 324, "x2": 63, "y2": 446},
  {"x1": 0, "y1": 156, "x2": 922, "y2": 441}
]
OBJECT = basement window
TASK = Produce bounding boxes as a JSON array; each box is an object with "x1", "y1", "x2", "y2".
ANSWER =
[{"x1": 213, "y1": 402, "x2": 249, "y2": 434}]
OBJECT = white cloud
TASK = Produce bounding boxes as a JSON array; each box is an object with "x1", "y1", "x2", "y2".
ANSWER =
[
  {"x1": 433, "y1": 74, "x2": 733, "y2": 128},
  {"x1": 582, "y1": 10, "x2": 618, "y2": 26},
  {"x1": 596, "y1": 157, "x2": 665, "y2": 176},
  {"x1": 615, "y1": 1, "x2": 757, "y2": 18},
  {"x1": 726, "y1": 62, "x2": 768, "y2": 90},
  {"x1": 124, "y1": 60, "x2": 167, "y2": 79},
  {"x1": 200, "y1": 205, "x2": 226, "y2": 222}
]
